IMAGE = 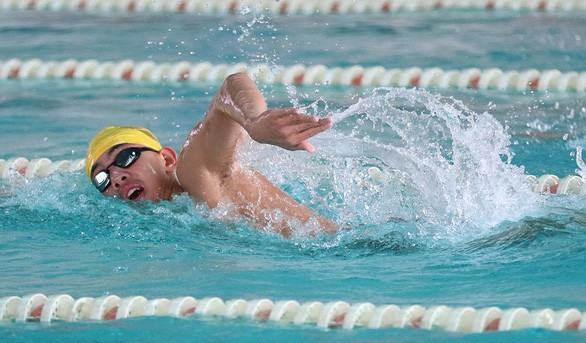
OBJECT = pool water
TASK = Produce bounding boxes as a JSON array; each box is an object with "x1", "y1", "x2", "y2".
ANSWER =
[{"x1": 1, "y1": 8, "x2": 586, "y2": 342}]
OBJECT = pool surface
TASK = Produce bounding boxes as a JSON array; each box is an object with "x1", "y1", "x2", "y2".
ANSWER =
[{"x1": 1, "y1": 4, "x2": 585, "y2": 342}]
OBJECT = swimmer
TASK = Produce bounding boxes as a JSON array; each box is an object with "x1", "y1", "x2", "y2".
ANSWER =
[{"x1": 85, "y1": 72, "x2": 337, "y2": 238}]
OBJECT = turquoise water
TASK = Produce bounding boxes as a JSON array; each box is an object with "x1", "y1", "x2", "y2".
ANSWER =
[{"x1": 1, "y1": 9, "x2": 586, "y2": 342}]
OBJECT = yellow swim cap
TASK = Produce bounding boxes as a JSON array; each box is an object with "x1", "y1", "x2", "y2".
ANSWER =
[{"x1": 85, "y1": 126, "x2": 162, "y2": 178}]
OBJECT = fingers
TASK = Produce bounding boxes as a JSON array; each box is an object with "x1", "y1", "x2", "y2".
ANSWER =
[
  {"x1": 260, "y1": 107, "x2": 333, "y2": 152},
  {"x1": 289, "y1": 113, "x2": 332, "y2": 152},
  {"x1": 285, "y1": 120, "x2": 332, "y2": 152},
  {"x1": 274, "y1": 108, "x2": 332, "y2": 127},
  {"x1": 281, "y1": 113, "x2": 332, "y2": 135},
  {"x1": 281, "y1": 110, "x2": 320, "y2": 125},
  {"x1": 272, "y1": 108, "x2": 310, "y2": 120},
  {"x1": 295, "y1": 141, "x2": 316, "y2": 153},
  {"x1": 293, "y1": 123, "x2": 331, "y2": 142}
]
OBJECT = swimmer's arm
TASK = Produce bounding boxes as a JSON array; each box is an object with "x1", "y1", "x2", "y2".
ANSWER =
[
  {"x1": 177, "y1": 72, "x2": 338, "y2": 236},
  {"x1": 176, "y1": 73, "x2": 266, "y2": 204},
  {"x1": 209, "y1": 72, "x2": 333, "y2": 153},
  {"x1": 180, "y1": 72, "x2": 334, "y2": 190},
  {"x1": 223, "y1": 167, "x2": 338, "y2": 238}
]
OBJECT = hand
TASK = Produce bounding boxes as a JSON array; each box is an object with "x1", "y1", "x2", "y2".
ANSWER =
[{"x1": 244, "y1": 108, "x2": 333, "y2": 152}]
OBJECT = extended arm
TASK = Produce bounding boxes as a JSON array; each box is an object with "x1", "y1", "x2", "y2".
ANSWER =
[
  {"x1": 209, "y1": 72, "x2": 333, "y2": 155},
  {"x1": 176, "y1": 73, "x2": 336, "y2": 237}
]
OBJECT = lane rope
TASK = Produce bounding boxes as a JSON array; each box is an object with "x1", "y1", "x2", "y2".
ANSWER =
[
  {"x1": 368, "y1": 167, "x2": 586, "y2": 196},
  {"x1": 0, "y1": 294, "x2": 584, "y2": 332},
  {"x1": 1, "y1": 0, "x2": 585, "y2": 14},
  {"x1": 1, "y1": 156, "x2": 584, "y2": 196},
  {"x1": 1, "y1": 58, "x2": 585, "y2": 92},
  {"x1": 0, "y1": 157, "x2": 85, "y2": 179}
]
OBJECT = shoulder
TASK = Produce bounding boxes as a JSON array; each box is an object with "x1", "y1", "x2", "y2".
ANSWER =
[
  {"x1": 175, "y1": 127, "x2": 214, "y2": 198},
  {"x1": 176, "y1": 156, "x2": 223, "y2": 207}
]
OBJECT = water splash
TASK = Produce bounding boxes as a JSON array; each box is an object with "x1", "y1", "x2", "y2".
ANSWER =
[
  {"x1": 235, "y1": 13, "x2": 280, "y2": 68},
  {"x1": 247, "y1": 87, "x2": 549, "y2": 245},
  {"x1": 576, "y1": 146, "x2": 586, "y2": 179},
  {"x1": 233, "y1": 12, "x2": 312, "y2": 108},
  {"x1": 0, "y1": 173, "x2": 217, "y2": 245}
]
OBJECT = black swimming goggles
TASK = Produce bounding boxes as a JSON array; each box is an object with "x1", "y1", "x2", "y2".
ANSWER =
[{"x1": 92, "y1": 146, "x2": 158, "y2": 193}]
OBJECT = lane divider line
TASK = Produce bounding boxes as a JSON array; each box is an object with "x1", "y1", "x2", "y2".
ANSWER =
[
  {"x1": 1, "y1": 294, "x2": 585, "y2": 332},
  {"x1": 2, "y1": 58, "x2": 585, "y2": 92},
  {"x1": 1, "y1": 0, "x2": 585, "y2": 14}
]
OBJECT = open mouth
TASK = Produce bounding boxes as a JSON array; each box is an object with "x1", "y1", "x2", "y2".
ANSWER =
[{"x1": 126, "y1": 186, "x2": 144, "y2": 201}]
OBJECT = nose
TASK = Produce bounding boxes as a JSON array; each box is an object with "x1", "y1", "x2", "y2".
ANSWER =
[{"x1": 109, "y1": 168, "x2": 129, "y2": 190}]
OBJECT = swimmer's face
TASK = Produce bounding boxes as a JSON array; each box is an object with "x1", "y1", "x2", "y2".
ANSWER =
[{"x1": 90, "y1": 143, "x2": 178, "y2": 202}]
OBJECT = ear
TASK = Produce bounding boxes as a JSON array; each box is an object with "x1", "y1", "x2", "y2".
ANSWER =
[{"x1": 159, "y1": 147, "x2": 178, "y2": 175}]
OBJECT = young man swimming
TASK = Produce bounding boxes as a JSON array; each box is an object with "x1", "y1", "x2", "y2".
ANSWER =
[{"x1": 85, "y1": 72, "x2": 337, "y2": 238}]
